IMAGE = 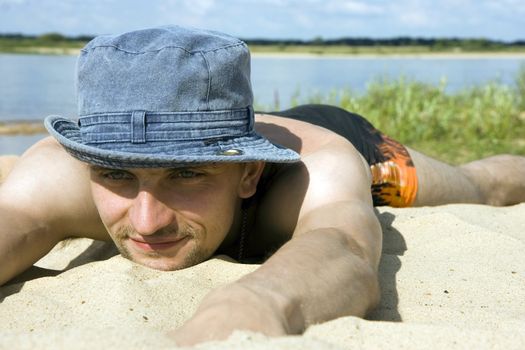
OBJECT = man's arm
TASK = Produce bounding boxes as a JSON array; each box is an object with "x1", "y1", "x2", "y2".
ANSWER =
[
  {"x1": 171, "y1": 139, "x2": 382, "y2": 345},
  {"x1": 0, "y1": 137, "x2": 107, "y2": 286}
]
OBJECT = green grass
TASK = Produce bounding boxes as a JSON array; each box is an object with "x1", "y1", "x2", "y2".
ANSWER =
[
  {"x1": 0, "y1": 37, "x2": 86, "y2": 54},
  {"x1": 256, "y1": 66, "x2": 525, "y2": 164}
]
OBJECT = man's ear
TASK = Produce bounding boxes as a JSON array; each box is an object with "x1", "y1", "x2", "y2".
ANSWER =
[{"x1": 238, "y1": 162, "x2": 265, "y2": 198}]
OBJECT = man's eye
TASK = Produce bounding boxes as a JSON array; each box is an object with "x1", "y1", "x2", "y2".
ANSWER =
[
  {"x1": 174, "y1": 170, "x2": 201, "y2": 179},
  {"x1": 102, "y1": 171, "x2": 133, "y2": 180}
]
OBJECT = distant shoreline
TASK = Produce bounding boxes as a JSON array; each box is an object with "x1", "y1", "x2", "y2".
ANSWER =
[
  {"x1": 2, "y1": 47, "x2": 525, "y2": 59},
  {"x1": 251, "y1": 51, "x2": 525, "y2": 59},
  {"x1": 0, "y1": 120, "x2": 46, "y2": 135}
]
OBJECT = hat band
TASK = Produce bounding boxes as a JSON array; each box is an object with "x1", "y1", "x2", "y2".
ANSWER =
[{"x1": 79, "y1": 108, "x2": 253, "y2": 144}]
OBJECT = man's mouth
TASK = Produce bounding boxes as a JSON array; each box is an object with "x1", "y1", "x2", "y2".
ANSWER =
[{"x1": 129, "y1": 236, "x2": 190, "y2": 252}]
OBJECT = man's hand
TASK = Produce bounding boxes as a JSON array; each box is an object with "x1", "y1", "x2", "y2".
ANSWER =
[{"x1": 168, "y1": 283, "x2": 295, "y2": 346}]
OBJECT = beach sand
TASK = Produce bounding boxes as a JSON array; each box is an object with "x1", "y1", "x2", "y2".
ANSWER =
[{"x1": 1, "y1": 203, "x2": 524, "y2": 349}]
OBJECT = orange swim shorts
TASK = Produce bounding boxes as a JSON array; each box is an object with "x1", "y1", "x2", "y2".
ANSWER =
[{"x1": 369, "y1": 134, "x2": 418, "y2": 207}]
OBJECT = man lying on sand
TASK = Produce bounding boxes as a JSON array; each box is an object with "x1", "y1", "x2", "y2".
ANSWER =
[{"x1": 1, "y1": 25, "x2": 524, "y2": 346}]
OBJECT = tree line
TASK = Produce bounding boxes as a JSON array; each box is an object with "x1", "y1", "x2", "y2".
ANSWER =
[{"x1": 1, "y1": 33, "x2": 524, "y2": 50}]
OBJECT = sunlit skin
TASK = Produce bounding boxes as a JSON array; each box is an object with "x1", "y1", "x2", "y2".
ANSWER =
[{"x1": 89, "y1": 162, "x2": 264, "y2": 271}]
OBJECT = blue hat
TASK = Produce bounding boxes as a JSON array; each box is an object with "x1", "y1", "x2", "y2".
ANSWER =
[{"x1": 45, "y1": 25, "x2": 300, "y2": 168}]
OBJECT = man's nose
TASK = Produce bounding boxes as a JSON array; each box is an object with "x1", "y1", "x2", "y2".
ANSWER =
[{"x1": 128, "y1": 190, "x2": 175, "y2": 235}]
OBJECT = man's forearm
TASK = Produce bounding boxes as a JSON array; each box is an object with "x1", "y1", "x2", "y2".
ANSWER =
[
  {"x1": 170, "y1": 198, "x2": 383, "y2": 346},
  {"x1": 171, "y1": 227, "x2": 380, "y2": 345},
  {"x1": 233, "y1": 227, "x2": 380, "y2": 332},
  {"x1": 0, "y1": 205, "x2": 58, "y2": 286}
]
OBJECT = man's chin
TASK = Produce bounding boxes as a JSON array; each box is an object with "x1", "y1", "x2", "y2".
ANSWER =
[
  {"x1": 133, "y1": 257, "x2": 191, "y2": 271},
  {"x1": 114, "y1": 236, "x2": 211, "y2": 271},
  {"x1": 124, "y1": 248, "x2": 211, "y2": 271}
]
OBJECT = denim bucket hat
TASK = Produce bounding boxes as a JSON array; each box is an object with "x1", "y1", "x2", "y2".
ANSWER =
[{"x1": 45, "y1": 25, "x2": 300, "y2": 168}]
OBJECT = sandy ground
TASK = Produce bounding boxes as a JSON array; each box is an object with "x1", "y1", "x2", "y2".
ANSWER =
[{"x1": 1, "y1": 203, "x2": 524, "y2": 349}]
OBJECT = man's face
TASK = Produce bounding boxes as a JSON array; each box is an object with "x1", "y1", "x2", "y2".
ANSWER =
[{"x1": 89, "y1": 162, "x2": 263, "y2": 271}]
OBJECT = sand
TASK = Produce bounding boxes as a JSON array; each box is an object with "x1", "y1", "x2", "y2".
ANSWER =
[{"x1": 1, "y1": 203, "x2": 524, "y2": 349}]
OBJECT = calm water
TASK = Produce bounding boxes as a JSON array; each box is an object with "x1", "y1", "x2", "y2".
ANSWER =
[{"x1": 1, "y1": 53, "x2": 524, "y2": 154}]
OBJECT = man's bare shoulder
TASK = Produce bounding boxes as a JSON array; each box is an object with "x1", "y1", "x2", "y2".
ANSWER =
[
  {"x1": 255, "y1": 113, "x2": 370, "y2": 180},
  {"x1": 0, "y1": 137, "x2": 108, "y2": 240},
  {"x1": 251, "y1": 114, "x2": 375, "y2": 249},
  {"x1": 255, "y1": 113, "x2": 349, "y2": 157}
]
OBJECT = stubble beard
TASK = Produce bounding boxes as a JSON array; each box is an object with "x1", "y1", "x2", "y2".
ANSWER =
[{"x1": 111, "y1": 224, "x2": 214, "y2": 271}]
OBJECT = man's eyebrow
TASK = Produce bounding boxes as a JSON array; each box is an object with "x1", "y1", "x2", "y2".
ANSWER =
[
  {"x1": 89, "y1": 165, "x2": 111, "y2": 172},
  {"x1": 167, "y1": 163, "x2": 220, "y2": 170},
  {"x1": 88, "y1": 163, "x2": 221, "y2": 172}
]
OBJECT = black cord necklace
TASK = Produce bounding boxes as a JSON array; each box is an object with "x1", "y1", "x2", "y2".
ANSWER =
[{"x1": 237, "y1": 206, "x2": 248, "y2": 262}]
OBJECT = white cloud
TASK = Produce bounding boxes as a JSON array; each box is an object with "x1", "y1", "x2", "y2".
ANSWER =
[
  {"x1": 0, "y1": 0, "x2": 27, "y2": 5},
  {"x1": 398, "y1": 10, "x2": 430, "y2": 27},
  {"x1": 484, "y1": 0, "x2": 525, "y2": 15},
  {"x1": 157, "y1": 0, "x2": 219, "y2": 28},
  {"x1": 325, "y1": 0, "x2": 385, "y2": 15},
  {"x1": 0, "y1": 0, "x2": 28, "y2": 13},
  {"x1": 0, "y1": 0, "x2": 523, "y2": 40}
]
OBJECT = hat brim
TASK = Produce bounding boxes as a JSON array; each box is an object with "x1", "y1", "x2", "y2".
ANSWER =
[{"x1": 45, "y1": 116, "x2": 301, "y2": 168}]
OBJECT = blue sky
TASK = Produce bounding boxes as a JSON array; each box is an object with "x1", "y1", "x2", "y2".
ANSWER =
[{"x1": 0, "y1": 0, "x2": 523, "y2": 41}]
